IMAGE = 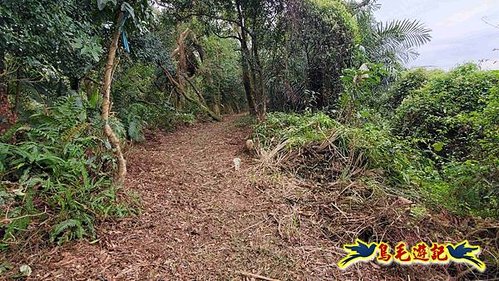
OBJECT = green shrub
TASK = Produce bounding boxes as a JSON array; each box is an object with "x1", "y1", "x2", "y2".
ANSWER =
[
  {"x1": 112, "y1": 63, "x2": 183, "y2": 140},
  {"x1": 0, "y1": 95, "x2": 131, "y2": 250},
  {"x1": 255, "y1": 112, "x2": 426, "y2": 186},
  {"x1": 384, "y1": 68, "x2": 439, "y2": 110},
  {"x1": 393, "y1": 64, "x2": 499, "y2": 161},
  {"x1": 256, "y1": 109, "x2": 498, "y2": 218},
  {"x1": 339, "y1": 63, "x2": 387, "y2": 120},
  {"x1": 389, "y1": 64, "x2": 499, "y2": 217},
  {"x1": 120, "y1": 103, "x2": 149, "y2": 142},
  {"x1": 254, "y1": 111, "x2": 337, "y2": 148},
  {"x1": 234, "y1": 115, "x2": 258, "y2": 128}
]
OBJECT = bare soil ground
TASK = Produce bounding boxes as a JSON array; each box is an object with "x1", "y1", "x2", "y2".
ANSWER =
[{"x1": 4, "y1": 115, "x2": 498, "y2": 280}]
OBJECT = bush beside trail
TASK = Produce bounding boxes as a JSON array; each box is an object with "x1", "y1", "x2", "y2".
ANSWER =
[{"x1": 255, "y1": 65, "x2": 499, "y2": 218}]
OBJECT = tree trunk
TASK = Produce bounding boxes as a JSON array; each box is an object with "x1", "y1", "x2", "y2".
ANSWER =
[
  {"x1": 241, "y1": 53, "x2": 256, "y2": 116},
  {"x1": 0, "y1": 50, "x2": 15, "y2": 135},
  {"x1": 236, "y1": 1, "x2": 257, "y2": 116},
  {"x1": 241, "y1": 51, "x2": 256, "y2": 115},
  {"x1": 247, "y1": 3, "x2": 266, "y2": 120},
  {"x1": 173, "y1": 29, "x2": 193, "y2": 110},
  {"x1": 252, "y1": 36, "x2": 266, "y2": 120},
  {"x1": 14, "y1": 69, "x2": 21, "y2": 115},
  {"x1": 101, "y1": 12, "x2": 126, "y2": 185}
]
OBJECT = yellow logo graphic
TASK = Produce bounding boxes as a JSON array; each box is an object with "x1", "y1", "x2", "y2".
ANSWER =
[{"x1": 338, "y1": 240, "x2": 486, "y2": 272}]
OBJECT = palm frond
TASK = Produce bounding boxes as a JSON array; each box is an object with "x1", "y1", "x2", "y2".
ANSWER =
[
  {"x1": 369, "y1": 19, "x2": 431, "y2": 64},
  {"x1": 376, "y1": 19, "x2": 432, "y2": 48}
]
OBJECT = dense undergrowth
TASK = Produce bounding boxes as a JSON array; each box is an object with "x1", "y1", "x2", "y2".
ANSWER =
[
  {"x1": 0, "y1": 89, "x2": 205, "y2": 251},
  {"x1": 0, "y1": 94, "x2": 131, "y2": 250},
  {"x1": 0, "y1": 5, "x2": 245, "y2": 252},
  {"x1": 255, "y1": 64, "x2": 499, "y2": 218}
]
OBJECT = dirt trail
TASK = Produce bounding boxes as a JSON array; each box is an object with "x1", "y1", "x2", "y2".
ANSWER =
[
  {"x1": 10, "y1": 115, "x2": 475, "y2": 281},
  {"x1": 18, "y1": 115, "x2": 344, "y2": 280}
]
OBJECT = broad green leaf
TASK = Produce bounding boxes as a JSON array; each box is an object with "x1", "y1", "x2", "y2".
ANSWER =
[{"x1": 432, "y1": 142, "x2": 444, "y2": 152}]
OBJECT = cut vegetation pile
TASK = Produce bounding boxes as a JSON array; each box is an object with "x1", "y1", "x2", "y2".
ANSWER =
[{"x1": 253, "y1": 108, "x2": 499, "y2": 279}]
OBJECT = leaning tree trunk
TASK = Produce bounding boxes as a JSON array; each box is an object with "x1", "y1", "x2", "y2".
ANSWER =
[
  {"x1": 160, "y1": 64, "x2": 222, "y2": 122},
  {"x1": 101, "y1": 13, "x2": 126, "y2": 185}
]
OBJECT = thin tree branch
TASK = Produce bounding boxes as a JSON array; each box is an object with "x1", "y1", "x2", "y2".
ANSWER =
[
  {"x1": 351, "y1": 0, "x2": 375, "y2": 10},
  {"x1": 482, "y1": 17, "x2": 499, "y2": 29}
]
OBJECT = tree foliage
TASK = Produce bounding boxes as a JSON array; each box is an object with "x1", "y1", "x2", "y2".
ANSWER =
[
  {"x1": 0, "y1": 0, "x2": 103, "y2": 82},
  {"x1": 266, "y1": 0, "x2": 360, "y2": 111}
]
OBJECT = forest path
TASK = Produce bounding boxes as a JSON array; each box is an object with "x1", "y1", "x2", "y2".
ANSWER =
[
  {"x1": 25, "y1": 115, "x2": 342, "y2": 280},
  {"x1": 13, "y1": 116, "x2": 485, "y2": 281}
]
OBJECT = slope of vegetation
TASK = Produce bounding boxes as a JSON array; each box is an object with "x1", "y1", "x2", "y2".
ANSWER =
[
  {"x1": 255, "y1": 65, "x2": 499, "y2": 218},
  {"x1": 253, "y1": 64, "x2": 499, "y2": 277}
]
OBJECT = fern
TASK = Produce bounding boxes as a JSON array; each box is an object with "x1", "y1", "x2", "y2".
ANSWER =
[
  {"x1": 1, "y1": 94, "x2": 133, "y2": 250},
  {"x1": 61, "y1": 122, "x2": 90, "y2": 143},
  {"x1": 127, "y1": 118, "x2": 146, "y2": 142},
  {"x1": 50, "y1": 219, "x2": 86, "y2": 244},
  {"x1": 27, "y1": 127, "x2": 58, "y2": 144}
]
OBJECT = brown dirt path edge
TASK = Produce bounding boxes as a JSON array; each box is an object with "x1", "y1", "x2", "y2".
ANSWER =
[{"x1": 6, "y1": 115, "x2": 456, "y2": 280}]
